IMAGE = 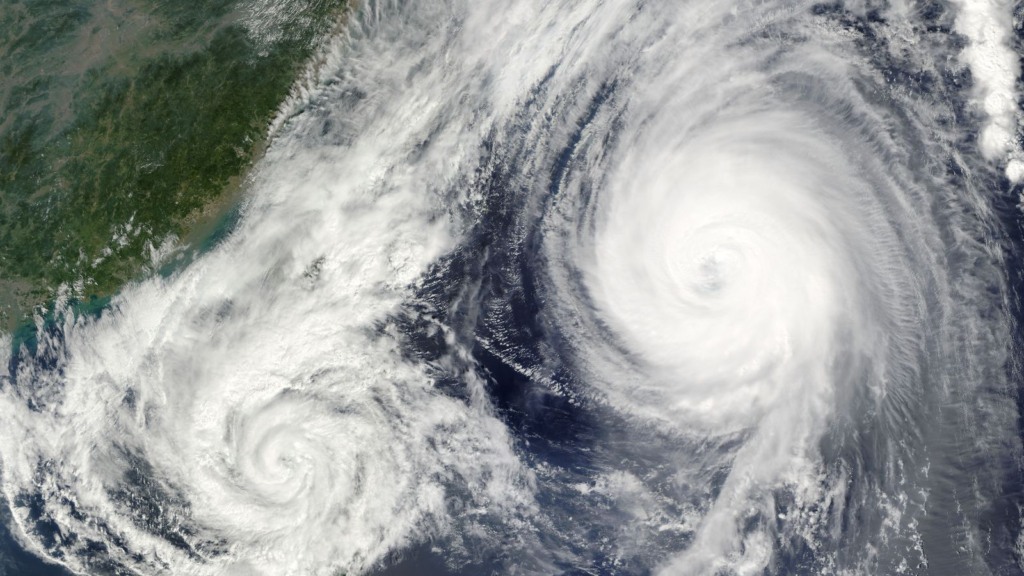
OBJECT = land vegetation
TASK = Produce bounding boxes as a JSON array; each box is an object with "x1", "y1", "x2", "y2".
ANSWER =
[{"x1": 0, "y1": 0, "x2": 347, "y2": 330}]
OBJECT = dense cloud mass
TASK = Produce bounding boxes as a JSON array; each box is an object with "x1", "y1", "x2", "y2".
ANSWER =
[{"x1": 2, "y1": 1, "x2": 1024, "y2": 575}]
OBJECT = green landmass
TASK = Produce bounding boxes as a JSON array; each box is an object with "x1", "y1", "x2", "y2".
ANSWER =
[{"x1": 0, "y1": 0, "x2": 346, "y2": 330}]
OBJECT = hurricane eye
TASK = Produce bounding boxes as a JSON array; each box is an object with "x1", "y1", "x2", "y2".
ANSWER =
[{"x1": 693, "y1": 248, "x2": 738, "y2": 293}]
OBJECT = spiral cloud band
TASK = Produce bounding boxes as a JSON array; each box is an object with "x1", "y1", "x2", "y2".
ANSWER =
[{"x1": 2, "y1": 0, "x2": 1024, "y2": 575}]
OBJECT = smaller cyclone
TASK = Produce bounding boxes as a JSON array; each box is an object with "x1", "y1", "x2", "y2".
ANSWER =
[
  {"x1": 222, "y1": 390, "x2": 364, "y2": 515},
  {"x1": 0, "y1": 283, "x2": 524, "y2": 576},
  {"x1": 178, "y1": 369, "x2": 452, "y2": 574},
  {"x1": 229, "y1": 393, "x2": 339, "y2": 512}
]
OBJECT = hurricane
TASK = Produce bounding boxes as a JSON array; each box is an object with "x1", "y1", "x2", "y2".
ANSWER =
[{"x1": 2, "y1": 0, "x2": 1024, "y2": 575}]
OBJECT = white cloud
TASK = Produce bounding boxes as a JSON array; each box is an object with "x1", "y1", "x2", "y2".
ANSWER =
[{"x1": 950, "y1": 0, "x2": 1024, "y2": 182}]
